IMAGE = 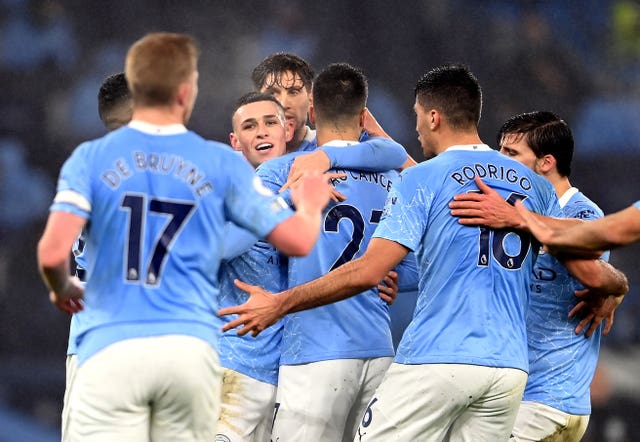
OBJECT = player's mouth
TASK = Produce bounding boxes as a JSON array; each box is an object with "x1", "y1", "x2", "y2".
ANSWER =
[{"x1": 256, "y1": 143, "x2": 273, "y2": 151}]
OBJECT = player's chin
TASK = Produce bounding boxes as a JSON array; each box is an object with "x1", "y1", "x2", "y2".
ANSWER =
[{"x1": 257, "y1": 150, "x2": 279, "y2": 163}]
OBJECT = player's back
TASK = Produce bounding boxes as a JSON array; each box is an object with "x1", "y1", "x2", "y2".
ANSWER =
[
  {"x1": 524, "y1": 190, "x2": 605, "y2": 415},
  {"x1": 282, "y1": 163, "x2": 399, "y2": 365},
  {"x1": 58, "y1": 124, "x2": 283, "y2": 363},
  {"x1": 388, "y1": 145, "x2": 561, "y2": 372}
]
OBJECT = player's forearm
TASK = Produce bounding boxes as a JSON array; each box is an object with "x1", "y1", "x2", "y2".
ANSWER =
[
  {"x1": 37, "y1": 236, "x2": 72, "y2": 293},
  {"x1": 323, "y1": 137, "x2": 408, "y2": 172},
  {"x1": 279, "y1": 256, "x2": 382, "y2": 314},
  {"x1": 517, "y1": 212, "x2": 581, "y2": 234},
  {"x1": 268, "y1": 212, "x2": 321, "y2": 256},
  {"x1": 38, "y1": 258, "x2": 72, "y2": 299},
  {"x1": 565, "y1": 258, "x2": 629, "y2": 295},
  {"x1": 594, "y1": 261, "x2": 629, "y2": 295},
  {"x1": 598, "y1": 206, "x2": 640, "y2": 248}
]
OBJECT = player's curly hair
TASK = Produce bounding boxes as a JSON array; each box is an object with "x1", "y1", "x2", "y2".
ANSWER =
[{"x1": 251, "y1": 52, "x2": 314, "y2": 92}]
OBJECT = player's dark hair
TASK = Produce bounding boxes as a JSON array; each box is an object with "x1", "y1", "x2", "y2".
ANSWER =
[
  {"x1": 312, "y1": 63, "x2": 367, "y2": 122},
  {"x1": 231, "y1": 92, "x2": 285, "y2": 120},
  {"x1": 497, "y1": 111, "x2": 574, "y2": 177},
  {"x1": 97, "y1": 72, "x2": 131, "y2": 124},
  {"x1": 414, "y1": 63, "x2": 482, "y2": 130},
  {"x1": 252, "y1": 52, "x2": 314, "y2": 91}
]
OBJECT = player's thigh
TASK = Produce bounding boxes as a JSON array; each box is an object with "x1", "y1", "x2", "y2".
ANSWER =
[
  {"x1": 343, "y1": 357, "x2": 392, "y2": 442},
  {"x1": 357, "y1": 363, "x2": 469, "y2": 441},
  {"x1": 216, "y1": 368, "x2": 277, "y2": 442},
  {"x1": 274, "y1": 360, "x2": 366, "y2": 441},
  {"x1": 69, "y1": 335, "x2": 221, "y2": 442},
  {"x1": 447, "y1": 366, "x2": 527, "y2": 442},
  {"x1": 61, "y1": 354, "x2": 78, "y2": 442},
  {"x1": 510, "y1": 401, "x2": 589, "y2": 442},
  {"x1": 357, "y1": 363, "x2": 523, "y2": 441},
  {"x1": 68, "y1": 339, "x2": 155, "y2": 441},
  {"x1": 150, "y1": 335, "x2": 222, "y2": 442}
]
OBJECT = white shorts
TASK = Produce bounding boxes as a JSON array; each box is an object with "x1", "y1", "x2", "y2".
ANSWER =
[
  {"x1": 216, "y1": 368, "x2": 277, "y2": 442},
  {"x1": 61, "y1": 354, "x2": 78, "y2": 442},
  {"x1": 510, "y1": 401, "x2": 589, "y2": 442},
  {"x1": 355, "y1": 362, "x2": 527, "y2": 442},
  {"x1": 67, "y1": 335, "x2": 222, "y2": 442},
  {"x1": 273, "y1": 357, "x2": 392, "y2": 442}
]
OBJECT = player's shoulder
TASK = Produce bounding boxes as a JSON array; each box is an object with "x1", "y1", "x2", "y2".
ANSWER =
[
  {"x1": 67, "y1": 131, "x2": 115, "y2": 160},
  {"x1": 256, "y1": 151, "x2": 302, "y2": 175},
  {"x1": 563, "y1": 189, "x2": 604, "y2": 220}
]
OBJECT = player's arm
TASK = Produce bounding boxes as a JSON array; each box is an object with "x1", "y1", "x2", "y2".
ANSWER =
[
  {"x1": 37, "y1": 211, "x2": 86, "y2": 313},
  {"x1": 561, "y1": 257, "x2": 629, "y2": 337},
  {"x1": 360, "y1": 107, "x2": 417, "y2": 171},
  {"x1": 222, "y1": 222, "x2": 260, "y2": 260},
  {"x1": 219, "y1": 238, "x2": 409, "y2": 336},
  {"x1": 266, "y1": 172, "x2": 331, "y2": 256},
  {"x1": 515, "y1": 201, "x2": 640, "y2": 253},
  {"x1": 558, "y1": 204, "x2": 640, "y2": 250},
  {"x1": 281, "y1": 109, "x2": 412, "y2": 192},
  {"x1": 450, "y1": 176, "x2": 584, "y2": 230}
]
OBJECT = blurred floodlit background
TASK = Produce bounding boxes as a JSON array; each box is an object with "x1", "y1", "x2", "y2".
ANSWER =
[{"x1": 0, "y1": 0, "x2": 638, "y2": 440}]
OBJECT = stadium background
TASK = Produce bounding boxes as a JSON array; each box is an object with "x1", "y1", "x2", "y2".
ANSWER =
[{"x1": 0, "y1": 0, "x2": 638, "y2": 440}]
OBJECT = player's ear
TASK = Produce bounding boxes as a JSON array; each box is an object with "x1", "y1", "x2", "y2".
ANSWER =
[
  {"x1": 539, "y1": 154, "x2": 555, "y2": 173},
  {"x1": 358, "y1": 108, "x2": 366, "y2": 129},
  {"x1": 309, "y1": 104, "x2": 316, "y2": 125},
  {"x1": 284, "y1": 118, "x2": 295, "y2": 143},
  {"x1": 176, "y1": 82, "x2": 190, "y2": 107},
  {"x1": 229, "y1": 132, "x2": 242, "y2": 151},
  {"x1": 430, "y1": 109, "x2": 440, "y2": 129}
]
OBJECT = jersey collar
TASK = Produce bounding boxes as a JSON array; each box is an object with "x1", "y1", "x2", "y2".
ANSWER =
[
  {"x1": 557, "y1": 187, "x2": 579, "y2": 208},
  {"x1": 445, "y1": 144, "x2": 492, "y2": 152},
  {"x1": 322, "y1": 139, "x2": 358, "y2": 147},
  {"x1": 129, "y1": 120, "x2": 188, "y2": 135}
]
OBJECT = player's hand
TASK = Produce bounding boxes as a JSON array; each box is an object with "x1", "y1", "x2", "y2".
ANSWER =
[
  {"x1": 362, "y1": 108, "x2": 391, "y2": 139},
  {"x1": 569, "y1": 288, "x2": 625, "y2": 338},
  {"x1": 290, "y1": 171, "x2": 334, "y2": 214},
  {"x1": 281, "y1": 150, "x2": 331, "y2": 193},
  {"x1": 377, "y1": 270, "x2": 398, "y2": 305},
  {"x1": 49, "y1": 277, "x2": 84, "y2": 314},
  {"x1": 449, "y1": 176, "x2": 520, "y2": 228},
  {"x1": 514, "y1": 199, "x2": 553, "y2": 242},
  {"x1": 325, "y1": 172, "x2": 348, "y2": 202},
  {"x1": 218, "y1": 280, "x2": 284, "y2": 337}
]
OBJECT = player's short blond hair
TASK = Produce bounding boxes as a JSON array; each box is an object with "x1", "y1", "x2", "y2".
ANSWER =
[{"x1": 125, "y1": 32, "x2": 199, "y2": 107}]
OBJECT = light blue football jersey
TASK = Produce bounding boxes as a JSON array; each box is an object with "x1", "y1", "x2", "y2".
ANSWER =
[
  {"x1": 215, "y1": 135, "x2": 410, "y2": 382},
  {"x1": 258, "y1": 140, "x2": 407, "y2": 365},
  {"x1": 524, "y1": 188, "x2": 606, "y2": 414},
  {"x1": 218, "y1": 239, "x2": 287, "y2": 385},
  {"x1": 634, "y1": 200, "x2": 640, "y2": 209},
  {"x1": 51, "y1": 122, "x2": 293, "y2": 364},
  {"x1": 373, "y1": 145, "x2": 562, "y2": 372},
  {"x1": 67, "y1": 231, "x2": 87, "y2": 355}
]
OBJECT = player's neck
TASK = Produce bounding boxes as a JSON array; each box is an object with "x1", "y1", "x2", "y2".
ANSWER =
[
  {"x1": 132, "y1": 106, "x2": 185, "y2": 126},
  {"x1": 438, "y1": 131, "x2": 483, "y2": 155},
  {"x1": 287, "y1": 126, "x2": 308, "y2": 153},
  {"x1": 549, "y1": 175, "x2": 572, "y2": 199},
  {"x1": 316, "y1": 126, "x2": 360, "y2": 147}
]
